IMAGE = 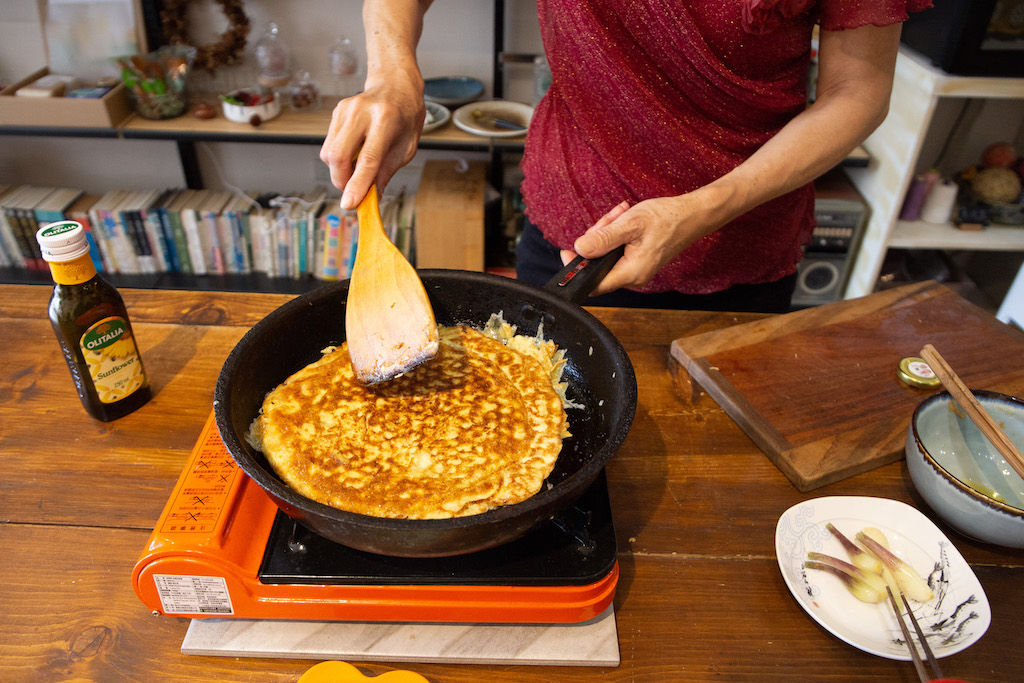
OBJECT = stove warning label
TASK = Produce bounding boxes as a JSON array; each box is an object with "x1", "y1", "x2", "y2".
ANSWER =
[
  {"x1": 160, "y1": 415, "x2": 242, "y2": 536},
  {"x1": 153, "y1": 574, "x2": 234, "y2": 615}
]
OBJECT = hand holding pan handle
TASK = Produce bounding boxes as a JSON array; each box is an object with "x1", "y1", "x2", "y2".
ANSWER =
[{"x1": 543, "y1": 245, "x2": 626, "y2": 305}]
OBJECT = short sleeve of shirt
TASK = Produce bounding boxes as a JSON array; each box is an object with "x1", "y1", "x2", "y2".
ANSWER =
[{"x1": 818, "y1": 0, "x2": 933, "y2": 31}]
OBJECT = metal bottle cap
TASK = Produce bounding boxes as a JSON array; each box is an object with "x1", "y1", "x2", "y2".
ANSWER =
[{"x1": 898, "y1": 357, "x2": 940, "y2": 388}]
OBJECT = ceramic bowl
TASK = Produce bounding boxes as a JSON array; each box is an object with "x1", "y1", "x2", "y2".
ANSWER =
[
  {"x1": 423, "y1": 76, "x2": 484, "y2": 108},
  {"x1": 906, "y1": 390, "x2": 1024, "y2": 548},
  {"x1": 221, "y1": 89, "x2": 281, "y2": 125}
]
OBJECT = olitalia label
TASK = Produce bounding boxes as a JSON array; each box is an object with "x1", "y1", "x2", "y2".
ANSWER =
[{"x1": 79, "y1": 316, "x2": 146, "y2": 403}]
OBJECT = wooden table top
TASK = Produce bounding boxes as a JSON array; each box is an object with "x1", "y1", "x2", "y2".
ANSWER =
[{"x1": 1, "y1": 283, "x2": 1021, "y2": 682}]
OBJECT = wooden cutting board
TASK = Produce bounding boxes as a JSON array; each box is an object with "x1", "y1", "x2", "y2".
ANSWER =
[{"x1": 670, "y1": 280, "x2": 1024, "y2": 491}]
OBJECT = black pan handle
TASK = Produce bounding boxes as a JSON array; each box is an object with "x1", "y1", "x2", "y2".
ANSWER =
[{"x1": 541, "y1": 245, "x2": 626, "y2": 305}]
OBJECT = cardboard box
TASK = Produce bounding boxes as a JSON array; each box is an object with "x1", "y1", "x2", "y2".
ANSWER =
[{"x1": 0, "y1": 67, "x2": 132, "y2": 128}]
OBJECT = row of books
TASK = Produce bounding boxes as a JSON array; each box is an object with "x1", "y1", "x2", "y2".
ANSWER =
[{"x1": 0, "y1": 184, "x2": 416, "y2": 280}]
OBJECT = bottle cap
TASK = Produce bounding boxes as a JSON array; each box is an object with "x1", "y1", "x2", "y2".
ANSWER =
[
  {"x1": 37, "y1": 220, "x2": 90, "y2": 262},
  {"x1": 898, "y1": 357, "x2": 941, "y2": 388}
]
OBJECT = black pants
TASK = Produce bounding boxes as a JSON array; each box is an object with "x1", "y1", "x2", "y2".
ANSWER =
[{"x1": 515, "y1": 220, "x2": 797, "y2": 313}]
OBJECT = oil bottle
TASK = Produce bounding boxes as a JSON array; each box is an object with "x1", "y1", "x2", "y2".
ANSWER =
[{"x1": 36, "y1": 220, "x2": 151, "y2": 421}]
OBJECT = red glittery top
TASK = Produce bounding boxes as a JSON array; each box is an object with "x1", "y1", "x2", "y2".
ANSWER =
[{"x1": 521, "y1": 0, "x2": 932, "y2": 294}]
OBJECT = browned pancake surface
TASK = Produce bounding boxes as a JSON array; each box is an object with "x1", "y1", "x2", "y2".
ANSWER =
[{"x1": 253, "y1": 326, "x2": 567, "y2": 518}]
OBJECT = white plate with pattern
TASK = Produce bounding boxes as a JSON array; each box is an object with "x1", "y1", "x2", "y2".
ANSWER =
[{"x1": 775, "y1": 496, "x2": 990, "y2": 660}]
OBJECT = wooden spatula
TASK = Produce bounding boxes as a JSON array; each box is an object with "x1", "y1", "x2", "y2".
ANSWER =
[{"x1": 346, "y1": 184, "x2": 438, "y2": 384}]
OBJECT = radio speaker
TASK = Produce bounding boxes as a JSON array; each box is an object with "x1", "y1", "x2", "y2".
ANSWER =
[{"x1": 792, "y1": 253, "x2": 848, "y2": 308}]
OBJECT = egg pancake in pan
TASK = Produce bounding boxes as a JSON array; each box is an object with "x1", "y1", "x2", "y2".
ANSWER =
[{"x1": 249, "y1": 321, "x2": 570, "y2": 519}]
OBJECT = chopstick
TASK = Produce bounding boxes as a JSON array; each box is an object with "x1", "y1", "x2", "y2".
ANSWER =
[
  {"x1": 920, "y1": 344, "x2": 1024, "y2": 481},
  {"x1": 886, "y1": 586, "x2": 944, "y2": 681}
]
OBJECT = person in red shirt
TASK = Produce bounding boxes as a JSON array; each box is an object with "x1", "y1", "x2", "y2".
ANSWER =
[{"x1": 320, "y1": 0, "x2": 932, "y2": 312}]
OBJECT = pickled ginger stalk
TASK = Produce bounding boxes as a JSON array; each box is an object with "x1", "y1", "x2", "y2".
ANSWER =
[
  {"x1": 804, "y1": 552, "x2": 888, "y2": 603},
  {"x1": 855, "y1": 531, "x2": 934, "y2": 603},
  {"x1": 826, "y1": 522, "x2": 882, "y2": 574}
]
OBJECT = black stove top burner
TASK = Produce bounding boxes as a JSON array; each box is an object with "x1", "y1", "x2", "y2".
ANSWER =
[{"x1": 258, "y1": 471, "x2": 617, "y2": 586}]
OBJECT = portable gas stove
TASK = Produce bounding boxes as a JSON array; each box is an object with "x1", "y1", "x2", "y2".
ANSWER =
[{"x1": 133, "y1": 412, "x2": 619, "y2": 626}]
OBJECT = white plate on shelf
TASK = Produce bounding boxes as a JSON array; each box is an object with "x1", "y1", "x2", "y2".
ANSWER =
[
  {"x1": 422, "y1": 101, "x2": 450, "y2": 133},
  {"x1": 452, "y1": 101, "x2": 532, "y2": 138},
  {"x1": 775, "y1": 496, "x2": 990, "y2": 661}
]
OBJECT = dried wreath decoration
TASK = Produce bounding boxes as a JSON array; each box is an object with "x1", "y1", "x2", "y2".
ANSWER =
[{"x1": 161, "y1": 0, "x2": 251, "y2": 71}]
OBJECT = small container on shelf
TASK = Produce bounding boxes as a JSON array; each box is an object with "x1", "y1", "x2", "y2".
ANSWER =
[
  {"x1": 220, "y1": 88, "x2": 281, "y2": 126},
  {"x1": 288, "y1": 71, "x2": 320, "y2": 111}
]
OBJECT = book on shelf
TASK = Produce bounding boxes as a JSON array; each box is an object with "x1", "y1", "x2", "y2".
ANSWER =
[
  {"x1": 0, "y1": 185, "x2": 22, "y2": 268},
  {"x1": 199, "y1": 191, "x2": 232, "y2": 275},
  {"x1": 221, "y1": 192, "x2": 256, "y2": 275},
  {"x1": 177, "y1": 189, "x2": 212, "y2": 276},
  {"x1": 119, "y1": 188, "x2": 165, "y2": 274},
  {"x1": 0, "y1": 181, "x2": 430, "y2": 282},
  {"x1": 35, "y1": 187, "x2": 84, "y2": 229},
  {"x1": 161, "y1": 189, "x2": 191, "y2": 274},
  {"x1": 248, "y1": 196, "x2": 274, "y2": 277},
  {"x1": 89, "y1": 189, "x2": 136, "y2": 274},
  {"x1": 140, "y1": 188, "x2": 179, "y2": 273},
  {"x1": 2, "y1": 185, "x2": 58, "y2": 270},
  {"x1": 148, "y1": 189, "x2": 184, "y2": 273},
  {"x1": 64, "y1": 193, "x2": 103, "y2": 271}
]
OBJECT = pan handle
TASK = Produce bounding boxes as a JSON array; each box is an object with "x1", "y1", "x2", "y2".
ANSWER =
[{"x1": 541, "y1": 245, "x2": 626, "y2": 305}]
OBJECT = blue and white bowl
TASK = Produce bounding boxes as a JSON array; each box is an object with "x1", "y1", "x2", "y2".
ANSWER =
[{"x1": 906, "y1": 390, "x2": 1024, "y2": 548}]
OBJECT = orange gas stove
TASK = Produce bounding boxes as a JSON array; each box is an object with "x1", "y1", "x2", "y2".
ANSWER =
[{"x1": 132, "y1": 413, "x2": 619, "y2": 624}]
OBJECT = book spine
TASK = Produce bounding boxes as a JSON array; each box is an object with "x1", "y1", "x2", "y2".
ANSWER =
[
  {"x1": 0, "y1": 210, "x2": 27, "y2": 269},
  {"x1": 155, "y1": 207, "x2": 181, "y2": 272},
  {"x1": 321, "y1": 212, "x2": 341, "y2": 281},
  {"x1": 13, "y1": 207, "x2": 45, "y2": 270},
  {"x1": 143, "y1": 208, "x2": 171, "y2": 272},
  {"x1": 120, "y1": 209, "x2": 150, "y2": 273},
  {"x1": 276, "y1": 208, "x2": 290, "y2": 278},
  {"x1": 205, "y1": 210, "x2": 226, "y2": 275},
  {"x1": 72, "y1": 212, "x2": 105, "y2": 272},
  {"x1": 235, "y1": 208, "x2": 252, "y2": 273},
  {"x1": 166, "y1": 207, "x2": 192, "y2": 274},
  {"x1": 180, "y1": 209, "x2": 207, "y2": 276},
  {"x1": 215, "y1": 210, "x2": 237, "y2": 274},
  {"x1": 340, "y1": 213, "x2": 358, "y2": 279}
]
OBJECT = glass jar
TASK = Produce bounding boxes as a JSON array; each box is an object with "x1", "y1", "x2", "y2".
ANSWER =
[
  {"x1": 329, "y1": 35, "x2": 361, "y2": 98},
  {"x1": 289, "y1": 70, "x2": 320, "y2": 111},
  {"x1": 255, "y1": 22, "x2": 291, "y2": 88}
]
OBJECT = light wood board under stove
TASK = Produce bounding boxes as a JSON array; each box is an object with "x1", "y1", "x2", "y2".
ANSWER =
[
  {"x1": 670, "y1": 280, "x2": 1024, "y2": 491},
  {"x1": 181, "y1": 605, "x2": 618, "y2": 666}
]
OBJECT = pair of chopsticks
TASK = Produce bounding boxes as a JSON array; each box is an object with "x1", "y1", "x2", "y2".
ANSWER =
[
  {"x1": 886, "y1": 586, "x2": 943, "y2": 681},
  {"x1": 920, "y1": 344, "x2": 1024, "y2": 481}
]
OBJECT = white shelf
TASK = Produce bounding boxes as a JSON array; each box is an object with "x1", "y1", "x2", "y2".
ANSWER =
[
  {"x1": 890, "y1": 219, "x2": 1024, "y2": 251},
  {"x1": 845, "y1": 47, "x2": 1024, "y2": 299},
  {"x1": 899, "y1": 47, "x2": 1024, "y2": 100}
]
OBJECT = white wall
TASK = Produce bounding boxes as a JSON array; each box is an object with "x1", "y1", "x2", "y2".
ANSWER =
[{"x1": 0, "y1": 1, "x2": 541, "y2": 196}]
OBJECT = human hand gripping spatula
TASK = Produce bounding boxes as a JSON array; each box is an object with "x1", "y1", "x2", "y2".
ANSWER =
[{"x1": 346, "y1": 185, "x2": 438, "y2": 384}]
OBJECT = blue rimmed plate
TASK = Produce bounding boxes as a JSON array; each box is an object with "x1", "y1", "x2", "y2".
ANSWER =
[{"x1": 423, "y1": 76, "x2": 484, "y2": 108}]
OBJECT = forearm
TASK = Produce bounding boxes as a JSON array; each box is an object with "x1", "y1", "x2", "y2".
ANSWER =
[
  {"x1": 363, "y1": 0, "x2": 433, "y2": 92},
  {"x1": 320, "y1": 0, "x2": 434, "y2": 207},
  {"x1": 696, "y1": 23, "x2": 902, "y2": 233}
]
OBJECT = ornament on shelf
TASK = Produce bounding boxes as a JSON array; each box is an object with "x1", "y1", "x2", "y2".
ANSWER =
[{"x1": 160, "y1": 0, "x2": 251, "y2": 72}]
